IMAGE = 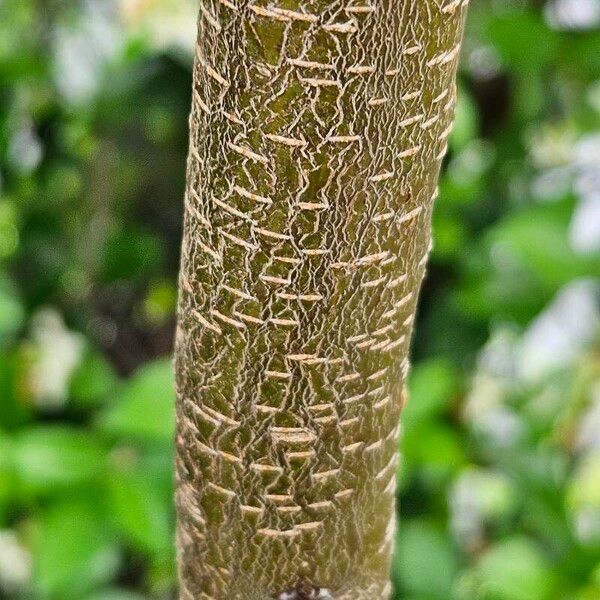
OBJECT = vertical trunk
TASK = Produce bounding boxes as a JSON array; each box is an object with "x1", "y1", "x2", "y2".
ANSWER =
[{"x1": 175, "y1": 1, "x2": 469, "y2": 598}]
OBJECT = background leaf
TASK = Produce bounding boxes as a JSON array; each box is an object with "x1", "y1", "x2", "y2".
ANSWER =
[
  {"x1": 98, "y1": 359, "x2": 175, "y2": 442},
  {"x1": 33, "y1": 499, "x2": 120, "y2": 599}
]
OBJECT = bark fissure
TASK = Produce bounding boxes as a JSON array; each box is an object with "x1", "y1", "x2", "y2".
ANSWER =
[{"x1": 175, "y1": 1, "x2": 469, "y2": 598}]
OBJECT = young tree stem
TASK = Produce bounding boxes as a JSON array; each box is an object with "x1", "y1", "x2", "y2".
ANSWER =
[{"x1": 175, "y1": 1, "x2": 469, "y2": 597}]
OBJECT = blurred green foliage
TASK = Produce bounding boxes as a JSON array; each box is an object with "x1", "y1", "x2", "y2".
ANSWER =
[{"x1": 0, "y1": 0, "x2": 599, "y2": 598}]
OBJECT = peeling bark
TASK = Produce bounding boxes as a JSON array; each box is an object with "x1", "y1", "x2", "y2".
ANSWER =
[{"x1": 175, "y1": 1, "x2": 469, "y2": 598}]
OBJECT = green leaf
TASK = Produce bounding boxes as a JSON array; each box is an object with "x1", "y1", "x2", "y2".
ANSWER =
[
  {"x1": 450, "y1": 87, "x2": 478, "y2": 150},
  {"x1": 0, "y1": 432, "x2": 13, "y2": 520},
  {"x1": 403, "y1": 358, "x2": 458, "y2": 428},
  {"x1": 402, "y1": 423, "x2": 467, "y2": 488},
  {"x1": 98, "y1": 359, "x2": 174, "y2": 442},
  {"x1": 70, "y1": 349, "x2": 118, "y2": 407},
  {"x1": 0, "y1": 201, "x2": 19, "y2": 259},
  {"x1": 568, "y1": 453, "x2": 600, "y2": 511},
  {"x1": 485, "y1": 205, "x2": 587, "y2": 289},
  {"x1": 86, "y1": 590, "x2": 147, "y2": 600},
  {"x1": 101, "y1": 227, "x2": 163, "y2": 282},
  {"x1": 143, "y1": 279, "x2": 177, "y2": 325},
  {"x1": 106, "y1": 467, "x2": 172, "y2": 554},
  {"x1": 432, "y1": 212, "x2": 467, "y2": 261},
  {"x1": 487, "y1": 12, "x2": 558, "y2": 71},
  {"x1": 12, "y1": 426, "x2": 107, "y2": 494},
  {"x1": 0, "y1": 349, "x2": 33, "y2": 429},
  {"x1": 393, "y1": 520, "x2": 458, "y2": 599},
  {"x1": 147, "y1": 548, "x2": 177, "y2": 595},
  {"x1": 34, "y1": 498, "x2": 120, "y2": 599},
  {"x1": 456, "y1": 201, "x2": 599, "y2": 324},
  {"x1": 0, "y1": 276, "x2": 24, "y2": 343},
  {"x1": 468, "y1": 536, "x2": 554, "y2": 600}
]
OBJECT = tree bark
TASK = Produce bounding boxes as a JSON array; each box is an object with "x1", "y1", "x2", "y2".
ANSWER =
[{"x1": 175, "y1": 1, "x2": 469, "y2": 598}]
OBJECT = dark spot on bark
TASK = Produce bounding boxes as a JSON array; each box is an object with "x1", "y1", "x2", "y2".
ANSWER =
[
  {"x1": 295, "y1": 580, "x2": 317, "y2": 599},
  {"x1": 276, "y1": 579, "x2": 328, "y2": 599}
]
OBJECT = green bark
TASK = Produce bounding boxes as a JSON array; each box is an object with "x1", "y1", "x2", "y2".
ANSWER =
[{"x1": 175, "y1": 1, "x2": 469, "y2": 598}]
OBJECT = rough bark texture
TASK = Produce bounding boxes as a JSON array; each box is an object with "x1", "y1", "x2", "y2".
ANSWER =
[{"x1": 175, "y1": 1, "x2": 469, "y2": 598}]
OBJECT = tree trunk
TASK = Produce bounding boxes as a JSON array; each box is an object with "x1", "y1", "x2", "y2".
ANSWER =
[{"x1": 174, "y1": 1, "x2": 469, "y2": 598}]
